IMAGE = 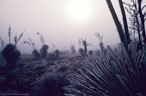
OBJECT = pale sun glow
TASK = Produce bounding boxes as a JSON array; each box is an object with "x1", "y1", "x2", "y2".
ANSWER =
[{"x1": 67, "y1": 0, "x2": 92, "y2": 22}]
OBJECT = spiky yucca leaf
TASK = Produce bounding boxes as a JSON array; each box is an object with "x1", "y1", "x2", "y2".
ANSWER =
[{"x1": 65, "y1": 43, "x2": 146, "y2": 96}]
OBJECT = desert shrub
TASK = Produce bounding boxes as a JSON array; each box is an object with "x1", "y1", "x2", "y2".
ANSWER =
[
  {"x1": 65, "y1": 43, "x2": 146, "y2": 96},
  {"x1": 95, "y1": 32, "x2": 105, "y2": 52},
  {"x1": 40, "y1": 44, "x2": 49, "y2": 59},
  {"x1": 79, "y1": 48, "x2": 84, "y2": 56},
  {"x1": 23, "y1": 39, "x2": 40, "y2": 60},
  {"x1": 88, "y1": 50, "x2": 93, "y2": 55},
  {"x1": 54, "y1": 49, "x2": 59, "y2": 58},
  {"x1": 2, "y1": 44, "x2": 21, "y2": 69},
  {"x1": 30, "y1": 73, "x2": 69, "y2": 96},
  {"x1": 71, "y1": 45, "x2": 76, "y2": 54},
  {"x1": 47, "y1": 49, "x2": 60, "y2": 60},
  {"x1": 32, "y1": 49, "x2": 40, "y2": 60},
  {"x1": 78, "y1": 39, "x2": 88, "y2": 56}
]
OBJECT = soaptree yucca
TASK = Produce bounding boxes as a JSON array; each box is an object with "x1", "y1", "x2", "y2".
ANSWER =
[{"x1": 65, "y1": 43, "x2": 146, "y2": 96}]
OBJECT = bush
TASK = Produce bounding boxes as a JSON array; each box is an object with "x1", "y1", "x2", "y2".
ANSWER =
[
  {"x1": 2, "y1": 44, "x2": 21, "y2": 69},
  {"x1": 79, "y1": 48, "x2": 84, "y2": 56},
  {"x1": 31, "y1": 73, "x2": 69, "y2": 96},
  {"x1": 40, "y1": 44, "x2": 49, "y2": 59},
  {"x1": 32, "y1": 49, "x2": 40, "y2": 60}
]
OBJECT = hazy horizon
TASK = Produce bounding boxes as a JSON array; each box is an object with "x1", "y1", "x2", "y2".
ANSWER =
[{"x1": 0, "y1": 0, "x2": 145, "y2": 53}]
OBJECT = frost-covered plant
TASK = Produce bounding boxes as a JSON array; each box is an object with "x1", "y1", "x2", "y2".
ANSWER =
[
  {"x1": 31, "y1": 73, "x2": 69, "y2": 96},
  {"x1": 65, "y1": 43, "x2": 146, "y2": 96}
]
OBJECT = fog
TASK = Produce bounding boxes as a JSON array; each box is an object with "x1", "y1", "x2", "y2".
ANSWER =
[{"x1": 0, "y1": 0, "x2": 140, "y2": 53}]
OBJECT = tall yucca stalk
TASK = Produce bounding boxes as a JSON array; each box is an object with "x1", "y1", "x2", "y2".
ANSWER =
[
  {"x1": 8, "y1": 25, "x2": 11, "y2": 44},
  {"x1": 119, "y1": 0, "x2": 130, "y2": 44},
  {"x1": 65, "y1": 43, "x2": 146, "y2": 96},
  {"x1": 105, "y1": 0, "x2": 127, "y2": 48}
]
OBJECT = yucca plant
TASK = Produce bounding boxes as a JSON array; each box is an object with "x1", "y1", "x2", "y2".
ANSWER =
[
  {"x1": 2, "y1": 26, "x2": 23, "y2": 69},
  {"x1": 95, "y1": 32, "x2": 105, "y2": 52},
  {"x1": 36, "y1": 32, "x2": 49, "y2": 59},
  {"x1": 23, "y1": 38, "x2": 40, "y2": 60},
  {"x1": 78, "y1": 39, "x2": 88, "y2": 56},
  {"x1": 65, "y1": 43, "x2": 146, "y2": 96}
]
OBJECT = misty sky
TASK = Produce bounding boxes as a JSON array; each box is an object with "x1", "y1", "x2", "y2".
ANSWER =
[{"x1": 0, "y1": 0, "x2": 145, "y2": 53}]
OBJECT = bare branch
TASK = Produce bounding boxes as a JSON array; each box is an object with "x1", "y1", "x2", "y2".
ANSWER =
[
  {"x1": 129, "y1": 27, "x2": 138, "y2": 30},
  {"x1": 142, "y1": 5, "x2": 146, "y2": 10},
  {"x1": 123, "y1": 2, "x2": 132, "y2": 7}
]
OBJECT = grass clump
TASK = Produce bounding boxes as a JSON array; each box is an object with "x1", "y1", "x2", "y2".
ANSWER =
[{"x1": 31, "y1": 73, "x2": 69, "y2": 96}]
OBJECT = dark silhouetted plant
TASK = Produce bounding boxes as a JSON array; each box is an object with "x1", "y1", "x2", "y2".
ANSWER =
[
  {"x1": 71, "y1": 44, "x2": 76, "y2": 54},
  {"x1": 23, "y1": 38, "x2": 40, "y2": 60},
  {"x1": 2, "y1": 44, "x2": 21, "y2": 69},
  {"x1": 105, "y1": 0, "x2": 127, "y2": 49},
  {"x1": 1, "y1": 27, "x2": 23, "y2": 69},
  {"x1": 88, "y1": 50, "x2": 93, "y2": 55},
  {"x1": 36, "y1": 32, "x2": 49, "y2": 59},
  {"x1": 8, "y1": 25, "x2": 11, "y2": 44},
  {"x1": 79, "y1": 48, "x2": 84, "y2": 56},
  {"x1": 82, "y1": 40, "x2": 87, "y2": 55},
  {"x1": 54, "y1": 49, "x2": 59, "y2": 58},
  {"x1": 79, "y1": 39, "x2": 88, "y2": 56},
  {"x1": 31, "y1": 73, "x2": 69, "y2": 96},
  {"x1": 119, "y1": 0, "x2": 131, "y2": 44},
  {"x1": 36, "y1": 32, "x2": 45, "y2": 46},
  {"x1": 40, "y1": 44, "x2": 49, "y2": 59},
  {"x1": 95, "y1": 32, "x2": 105, "y2": 52}
]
